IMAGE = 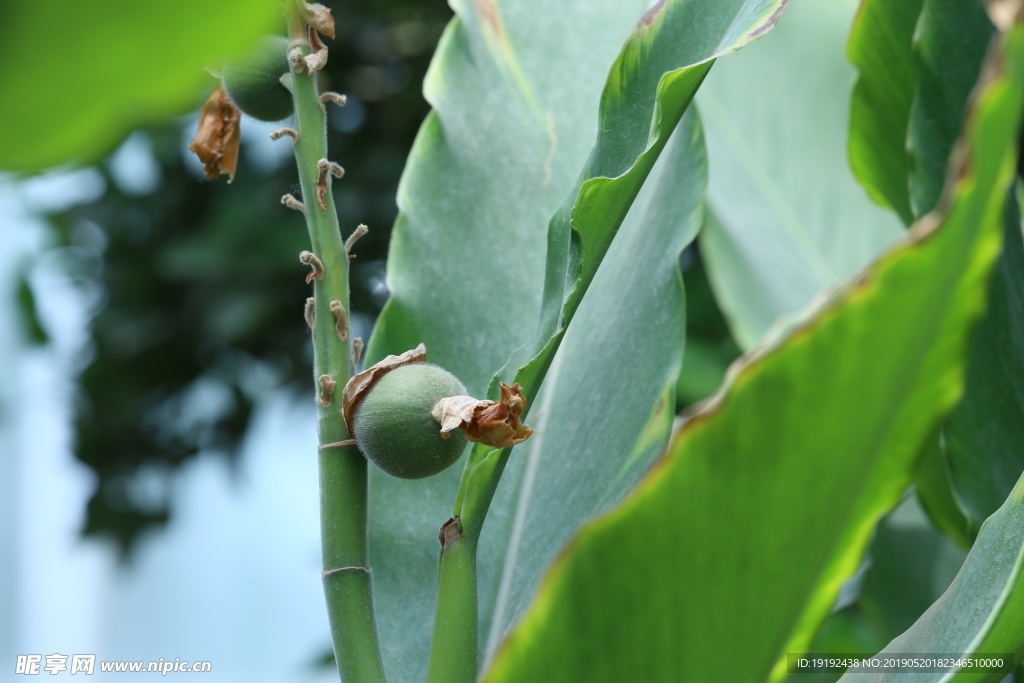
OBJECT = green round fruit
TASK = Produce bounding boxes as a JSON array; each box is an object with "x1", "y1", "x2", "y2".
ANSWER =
[
  {"x1": 353, "y1": 364, "x2": 468, "y2": 479},
  {"x1": 222, "y1": 35, "x2": 293, "y2": 122}
]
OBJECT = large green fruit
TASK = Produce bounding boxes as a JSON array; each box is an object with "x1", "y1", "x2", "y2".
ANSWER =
[
  {"x1": 221, "y1": 35, "x2": 293, "y2": 122},
  {"x1": 352, "y1": 364, "x2": 468, "y2": 479}
]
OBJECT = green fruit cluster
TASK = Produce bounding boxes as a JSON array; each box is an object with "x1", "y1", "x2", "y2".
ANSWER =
[
  {"x1": 352, "y1": 364, "x2": 468, "y2": 479},
  {"x1": 221, "y1": 35, "x2": 294, "y2": 122}
]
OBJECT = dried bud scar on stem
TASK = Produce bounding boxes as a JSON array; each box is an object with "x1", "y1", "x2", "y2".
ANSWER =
[
  {"x1": 190, "y1": 36, "x2": 293, "y2": 181},
  {"x1": 341, "y1": 344, "x2": 534, "y2": 480}
]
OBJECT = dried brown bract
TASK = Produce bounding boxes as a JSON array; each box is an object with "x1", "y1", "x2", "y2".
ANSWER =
[
  {"x1": 431, "y1": 383, "x2": 533, "y2": 449},
  {"x1": 304, "y1": 26, "x2": 329, "y2": 74},
  {"x1": 341, "y1": 343, "x2": 428, "y2": 434},
  {"x1": 298, "y1": 2, "x2": 336, "y2": 39},
  {"x1": 188, "y1": 84, "x2": 241, "y2": 182}
]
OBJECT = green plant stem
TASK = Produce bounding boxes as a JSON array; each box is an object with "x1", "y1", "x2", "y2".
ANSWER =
[
  {"x1": 426, "y1": 535, "x2": 479, "y2": 683},
  {"x1": 286, "y1": 6, "x2": 386, "y2": 681}
]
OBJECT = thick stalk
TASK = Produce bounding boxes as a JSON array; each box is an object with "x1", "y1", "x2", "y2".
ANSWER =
[
  {"x1": 426, "y1": 534, "x2": 478, "y2": 683},
  {"x1": 286, "y1": 7, "x2": 386, "y2": 681}
]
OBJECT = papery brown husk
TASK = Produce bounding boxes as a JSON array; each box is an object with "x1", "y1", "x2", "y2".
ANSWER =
[
  {"x1": 432, "y1": 382, "x2": 533, "y2": 449},
  {"x1": 187, "y1": 84, "x2": 241, "y2": 182}
]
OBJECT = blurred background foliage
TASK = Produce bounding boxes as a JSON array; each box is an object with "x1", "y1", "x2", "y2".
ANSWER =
[
  {"x1": 19, "y1": 0, "x2": 740, "y2": 555},
  {"x1": 26, "y1": 0, "x2": 455, "y2": 553}
]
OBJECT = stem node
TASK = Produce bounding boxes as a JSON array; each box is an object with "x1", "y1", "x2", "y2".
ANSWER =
[{"x1": 300, "y1": 250, "x2": 325, "y2": 283}]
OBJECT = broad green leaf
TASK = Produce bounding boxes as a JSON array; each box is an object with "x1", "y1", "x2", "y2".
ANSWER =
[
  {"x1": 457, "y1": 0, "x2": 792, "y2": 547},
  {"x1": 847, "y1": 0, "x2": 924, "y2": 225},
  {"x1": 838, "y1": 470, "x2": 1024, "y2": 683},
  {"x1": 0, "y1": 0, "x2": 281, "y2": 171},
  {"x1": 367, "y1": 0, "x2": 788, "y2": 678},
  {"x1": 482, "y1": 18, "x2": 1024, "y2": 681},
  {"x1": 904, "y1": 1, "x2": 1024, "y2": 542},
  {"x1": 698, "y1": 0, "x2": 903, "y2": 350},
  {"x1": 841, "y1": 0, "x2": 1024, "y2": 547},
  {"x1": 364, "y1": 1, "x2": 653, "y2": 679},
  {"x1": 479, "y1": 109, "x2": 705, "y2": 666},
  {"x1": 908, "y1": 0, "x2": 994, "y2": 217},
  {"x1": 485, "y1": 0, "x2": 790, "y2": 405},
  {"x1": 944, "y1": 198, "x2": 1024, "y2": 535}
]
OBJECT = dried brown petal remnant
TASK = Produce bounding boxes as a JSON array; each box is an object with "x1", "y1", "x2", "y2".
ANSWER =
[
  {"x1": 304, "y1": 26, "x2": 329, "y2": 74},
  {"x1": 342, "y1": 343, "x2": 427, "y2": 434},
  {"x1": 299, "y1": 2, "x2": 336, "y2": 39},
  {"x1": 188, "y1": 84, "x2": 241, "y2": 182},
  {"x1": 431, "y1": 383, "x2": 533, "y2": 449}
]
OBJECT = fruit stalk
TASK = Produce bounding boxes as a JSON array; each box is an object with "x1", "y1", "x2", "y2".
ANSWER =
[
  {"x1": 426, "y1": 531, "x2": 478, "y2": 683},
  {"x1": 285, "y1": 3, "x2": 386, "y2": 681}
]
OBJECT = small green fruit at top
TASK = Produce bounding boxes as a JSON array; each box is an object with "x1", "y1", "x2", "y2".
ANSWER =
[
  {"x1": 352, "y1": 364, "x2": 468, "y2": 480},
  {"x1": 221, "y1": 35, "x2": 293, "y2": 122}
]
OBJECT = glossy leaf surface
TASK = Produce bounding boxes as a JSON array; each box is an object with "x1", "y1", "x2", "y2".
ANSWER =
[
  {"x1": 479, "y1": 109, "x2": 705, "y2": 665},
  {"x1": 482, "y1": 19, "x2": 1024, "y2": 681},
  {"x1": 698, "y1": 0, "x2": 903, "y2": 350}
]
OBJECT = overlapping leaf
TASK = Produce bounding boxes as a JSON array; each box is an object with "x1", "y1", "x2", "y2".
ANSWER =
[
  {"x1": 914, "y1": 2, "x2": 1024, "y2": 539},
  {"x1": 481, "y1": 16, "x2": 1024, "y2": 681},
  {"x1": 457, "y1": 0, "x2": 792, "y2": 549},
  {"x1": 908, "y1": 0, "x2": 994, "y2": 217},
  {"x1": 944, "y1": 197, "x2": 1024, "y2": 536},
  {"x1": 363, "y1": 0, "x2": 654, "y2": 679},
  {"x1": 479, "y1": 109, "x2": 704, "y2": 666},
  {"x1": 847, "y1": 0, "x2": 924, "y2": 225},
  {"x1": 697, "y1": 0, "x2": 903, "y2": 350},
  {"x1": 845, "y1": 0, "x2": 1024, "y2": 542},
  {"x1": 0, "y1": 0, "x2": 281, "y2": 170},
  {"x1": 839, "y1": 469, "x2": 1024, "y2": 683},
  {"x1": 366, "y1": 0, "x2": 789, "y2": 679}
]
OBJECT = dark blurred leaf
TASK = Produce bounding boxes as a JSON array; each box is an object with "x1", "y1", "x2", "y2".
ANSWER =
[
  {"x1": 944, "y1": 197, "x2": 1024, "y2": 536},
  {"x1": 804, "y1": 495, "x2": 967, "y2": 683},
  {"x1": 843, "y1": 0, "x2": 1023, "y2": 546},
  {"x1": 858, "y1": 495, "x2": 967, "y2": 644},
  {"x1": 0, "y1": 0, "x2": 282, "y2": 171},
  {"x1": 675, "y1": 246, "x2": 742, "y2": 407},
  {"x1": 43, "y1": 0, "x2": 453, "y2": 552},
  {"x1": 915, "y1": 431, "x2": 973, "y2": 549},
  {"x1": 908, "y1": 0, "x2": 994, "y2": 217},
  {"x1": 15, "y1": 264, "x2": 49, "y2": 345},
  {"x1": 847, "y1": 0, "x2": 923, "y2": 225}
]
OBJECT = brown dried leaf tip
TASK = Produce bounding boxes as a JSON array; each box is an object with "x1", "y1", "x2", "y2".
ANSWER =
[
  {"x1": 298, "y1": 1, "x2": 336, "y2": 39},
  {"x1": 341, "y1": 343, "x2": 427, "y2": 435},
  {"x1": 432, "y1": 383, "x2": 533, "y2": 449},
  {"x1": 304, "y1": 25, "x2": 329, "y2": 74},
  {"x1": 188, "y1": 84, "x2": 241, "y2": 182}
]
